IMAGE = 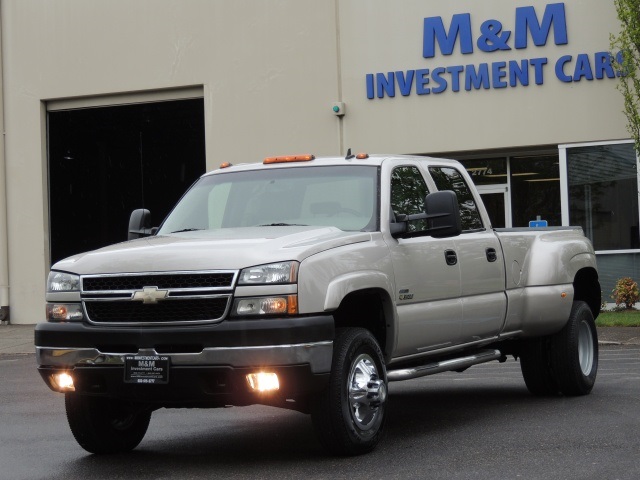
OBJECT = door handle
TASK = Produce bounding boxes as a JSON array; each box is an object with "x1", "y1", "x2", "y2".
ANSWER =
[
  {"x1": 486, "y1": 248, "x2": 498, "y2": 262},
  {"x1": 444, "y1": 249, "x2": 458, "y2": 266}
]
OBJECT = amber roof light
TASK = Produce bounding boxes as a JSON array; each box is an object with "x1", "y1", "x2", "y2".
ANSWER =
[{"x1": 263, "y1": 154, "x2": 315, "y2": 164}]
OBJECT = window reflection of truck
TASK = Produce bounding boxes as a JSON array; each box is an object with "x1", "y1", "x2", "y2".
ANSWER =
[{"x1": 36, "y1": 153, "x2": 600, "y2": 456}]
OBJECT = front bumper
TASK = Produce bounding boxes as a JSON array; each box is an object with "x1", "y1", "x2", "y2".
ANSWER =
[
  {"x1": 36, "y1": 342, "x2": 332, "y2": 372},
  {"x1": 35, "y1": 315, "x2": 334, "y2": 407}
]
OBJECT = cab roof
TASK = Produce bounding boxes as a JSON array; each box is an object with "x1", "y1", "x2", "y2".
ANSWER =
[{"x1": 203, "y1": 154, "x2": 462, "y2": 177}]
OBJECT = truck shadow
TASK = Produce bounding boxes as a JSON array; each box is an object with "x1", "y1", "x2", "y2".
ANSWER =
[{"x1": 59, "y1": 381, "x2": 586, "y2": 478}]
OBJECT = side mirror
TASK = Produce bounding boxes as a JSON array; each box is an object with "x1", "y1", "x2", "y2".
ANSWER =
[
  {"x1": 390, "y1": 190, "x2": 461, "y2": 239},
  {"x1": 389, "y1": 206, "x2": 408, "y2": 236},
  {"x1": 128, "y1": 209, "x2": 155, "y2": 240},
  {"x1": 424, "y1": 190, "x2": 461, "y2": 238}
]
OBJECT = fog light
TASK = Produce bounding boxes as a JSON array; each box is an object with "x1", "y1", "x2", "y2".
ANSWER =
[
  {"x1": 246, "y1": 372, "x2": 279, "y2": 392},
  {"x1": 51, "y1": 372, "x2": 75, "y2": 392}
]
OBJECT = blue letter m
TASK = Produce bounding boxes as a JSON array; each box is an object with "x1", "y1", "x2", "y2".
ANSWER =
[
  {"x1": 423, "y1": 13, "x2": 473, "y2": 58},
  {"x1": 515, "y1": 3, "x2": 568, "y2": 49}
]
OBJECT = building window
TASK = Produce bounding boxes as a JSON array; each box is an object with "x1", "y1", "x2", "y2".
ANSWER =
[
  {"x1": 458, "y1": 153, "x2": 560, "y2": 229},
  {"x1": 566, "y1": 143, "x2": 639, "y2": 251},
  {"x1": 510, "y1": 154, "x2": 561, "y2": 227}
]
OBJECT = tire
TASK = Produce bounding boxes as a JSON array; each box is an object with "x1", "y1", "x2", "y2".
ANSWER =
[
  {"x1": 519, "y1": 301, "x2": 598, "y2": 397},
  {"x1": 311, "y1": 328, "x2": 388, "y2": 456},
  {"x1": 550, "y1": 300, "x2": 598, "y2": 396},
  {"x1": 65, "y1": 394, "x2": 152, "y2": 454},
  {"x1": 519, "y1": 336, "x2": 557, "y2": 396}
]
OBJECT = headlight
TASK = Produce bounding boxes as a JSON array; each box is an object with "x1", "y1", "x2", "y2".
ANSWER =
[
  {"x1": 233, "y1": 295, "x2": 298, "y2": 316},
  {"x1": 47, "y1": 271, "x2": 80, "y2": 292},
  {"x1": 238, "y1": 261, "x2": 299, "y2": 285}
]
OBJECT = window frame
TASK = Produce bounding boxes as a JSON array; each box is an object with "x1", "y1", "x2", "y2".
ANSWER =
[
  {"x1": 559, "y1": 139, "x2": 640, "y2": 254},
  {"x1": 427, "y1": 165, "x2": 486, "y2": 233}
]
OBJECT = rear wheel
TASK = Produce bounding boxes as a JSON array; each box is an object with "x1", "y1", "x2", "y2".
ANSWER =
[
  {"x1": 519, "y1": 301, "x2": 598, "y2": 396},
  {"x1": 65, "y1": 393, "x2": 152, "y2": 454},
  {"x1": 551, "y1": 301, "x2": 598, "y2": 395},
  {"x1": 519, "y1": 336, "x2": 557, "y2": 396},
  {"x1": 311, "y1": 328, "x2": 387, "y2": 455}
]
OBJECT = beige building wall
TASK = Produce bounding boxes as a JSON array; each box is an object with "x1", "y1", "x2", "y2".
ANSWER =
[
  {"x1": 339, "y1": 0, "x2": 628, "y2": 153},
  {"x1": 0, "y1": 0, "x2": 630, "y2": 324}
]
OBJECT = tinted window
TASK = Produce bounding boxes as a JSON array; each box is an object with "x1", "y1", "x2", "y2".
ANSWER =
[
  {"x1": 390, "y1": 166, "x2": 430, "y2": 232},
  {"x1": 429, "y1": 166, "x2": 483, "y2": 231},
  {"x1": 567, "y1": 144, "x2": 638, "y2": 250}
]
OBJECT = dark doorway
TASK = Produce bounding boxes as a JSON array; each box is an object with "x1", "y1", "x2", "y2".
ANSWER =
[
  {"x1": 48, "y1": 98, "x2": 206, "y2": 264},
  {"x1": 480, "y1": 192, "x2": 506, "y2": 228}
]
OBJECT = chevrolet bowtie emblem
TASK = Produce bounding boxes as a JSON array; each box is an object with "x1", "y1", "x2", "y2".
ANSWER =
[{"x1": 132, "y1": 286, "x2": 169, "y2": 304}]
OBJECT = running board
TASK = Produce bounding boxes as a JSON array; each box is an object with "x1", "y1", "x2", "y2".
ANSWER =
[{"x1": 387, "y1": 349, "x2": 503, "y2": 382}]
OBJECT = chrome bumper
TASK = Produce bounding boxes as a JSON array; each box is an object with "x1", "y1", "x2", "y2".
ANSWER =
[{"x1": 36, "y1": 341, "x2": 333, "y2": 374}]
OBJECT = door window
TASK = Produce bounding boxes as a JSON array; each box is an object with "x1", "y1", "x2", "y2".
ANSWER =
[
  {"x1": 428, "y1": 167, "x2": 483, "y2": 231},
  {"x1": 390, "y1": 166, "x2": 430, "y2": 232}
]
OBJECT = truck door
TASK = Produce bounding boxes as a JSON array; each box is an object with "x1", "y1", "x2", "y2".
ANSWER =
[
  {"x1": 427, "y1": 166, "x2": 507, "y2": 343},
  {"x1": 387, "y1": 165, "x2": 463, "y2": 357}
]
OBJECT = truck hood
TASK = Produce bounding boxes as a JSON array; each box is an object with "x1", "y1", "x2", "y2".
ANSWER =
[{"x1": 53, "y1": 226, "x2": 372, "y2": 275}]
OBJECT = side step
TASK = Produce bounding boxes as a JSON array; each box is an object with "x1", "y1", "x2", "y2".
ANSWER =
[{"x1": 387, "y1": 349, "x2": 503, "y2": 382}]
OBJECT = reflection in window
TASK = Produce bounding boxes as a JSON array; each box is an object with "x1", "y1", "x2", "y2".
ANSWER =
[
  {"x1": 460, "y1": 158, "x2": 507, "y2": 186},
  {"x1": 567, "y1": 144, "x2": 639, "y2": 250},
  {"x1": 158, "y1": 165, "x2": 379, "y2": 234},
  {"x1": 511, "y1": 155, "x2": 560, "y2": 227},
  {"x1": 428, "y1": 166, "x2": 483, "y2": 231},
  {"x1": 390, "y1": 166, "x2": 429, "y2": 232}
]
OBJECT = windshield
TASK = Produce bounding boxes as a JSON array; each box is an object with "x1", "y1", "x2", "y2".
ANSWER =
[{"x1": 157, "y1": 165, "x2": 380, "y2": 234}]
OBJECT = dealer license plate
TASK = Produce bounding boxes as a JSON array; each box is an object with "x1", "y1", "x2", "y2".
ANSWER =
[{"x1": 124, "y1": 355, "x2": 170, "y2": 384}]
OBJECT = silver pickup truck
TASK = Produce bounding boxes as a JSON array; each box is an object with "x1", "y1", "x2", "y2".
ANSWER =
[{"x1": 35, "y1": 154, "x2": 600, "y2": 456}]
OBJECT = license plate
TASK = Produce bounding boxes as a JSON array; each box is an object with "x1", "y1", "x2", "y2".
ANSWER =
[{"x1": 124, "y1": 355, "x2": 170, "y2": 384}]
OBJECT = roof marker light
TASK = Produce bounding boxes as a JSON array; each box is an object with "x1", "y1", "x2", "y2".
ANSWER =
[
  {"x1": 263, "y1": 154, "x2": 315, "y2": 164},
  {"x1": 220, "y1": 162, "x2": 233, "y2": 169},
  {"x1": 355, "y1": 153, "x2": 369, "y2": 159}
]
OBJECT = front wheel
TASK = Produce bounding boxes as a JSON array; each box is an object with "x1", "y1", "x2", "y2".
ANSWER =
[
  {"x1": 311, "y1": 328, "x2": 388, "y2": 456},
  {"x1": 65, "y1": 393, "x2": 152, "y2": 454}
]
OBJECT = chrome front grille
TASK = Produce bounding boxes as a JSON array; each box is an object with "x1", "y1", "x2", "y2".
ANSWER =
[
  {"x1": 81, "y1": 270, "x2": 237, "y2": 326},
  {"x1": 82, "y1": 272, "x2": 235, "y2": 292}
]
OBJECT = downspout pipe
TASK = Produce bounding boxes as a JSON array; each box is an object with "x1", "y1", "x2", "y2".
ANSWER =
[{"x1": 0, "y1": 1, "x2": 10, "y2": 323}]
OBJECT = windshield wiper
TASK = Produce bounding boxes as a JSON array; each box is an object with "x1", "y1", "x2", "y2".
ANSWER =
[
  {"x1": 170, "y1": 228, "x2": 203, "y2": 233},
  {"x1": 258, "y1": 223, "x2": 307, "y2": 227}
]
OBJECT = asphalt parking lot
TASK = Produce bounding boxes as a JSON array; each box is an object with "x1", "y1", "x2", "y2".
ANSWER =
[{"x1": 1, "y1": 324, "x2": 639, "y2": 480}]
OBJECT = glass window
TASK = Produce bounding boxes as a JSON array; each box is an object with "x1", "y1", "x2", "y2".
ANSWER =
[
  {"x1": 428, "y1": 166, "x2": 483, "y2": 231},
  {"x1": 567, "y1": 143, "x2": 639, "y2": 250},
  {"x1": 479, "y1": 192, "x2": 506, "y2": 228},
  {"x1": 460, "y1": 158, "x2": 507, "y2": 185},
  {"x1": 158, "y1": 165, "x2": 379, "y2": 234},
  {"x1": 390, "y1": 166, "x2": 430, "y2": 232},
  {"x1": 510, "y1": 155, "x2": 561, "y2": 227}
]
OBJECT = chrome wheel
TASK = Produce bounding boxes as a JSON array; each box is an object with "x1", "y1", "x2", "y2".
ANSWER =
[
  {"x1": 578, "y1": 319, "x2": 594, "y2": 375},
  {"x1": 348, "y1": 354, "x2": 387, "y2": 431},
  {"x1": 548, "y1": 300, "x2": 598, "y2": 396},
  {"x1": 310, "y1": 328, "x2": 388, "y2": 455}
]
